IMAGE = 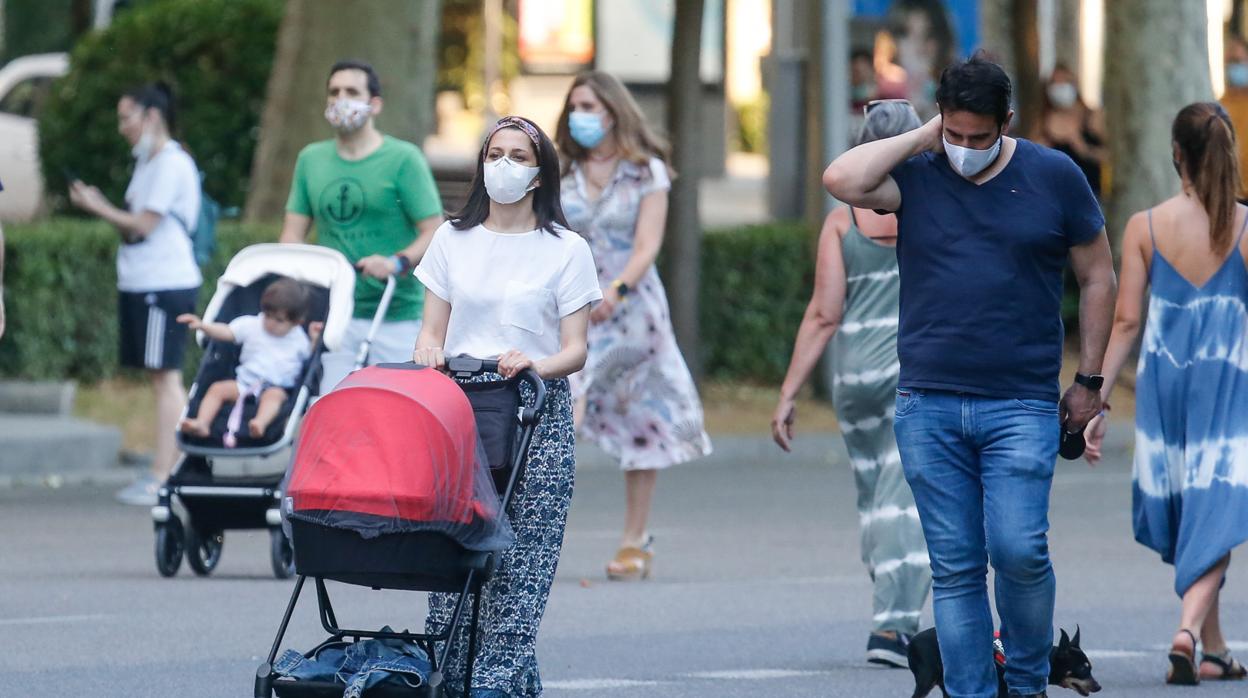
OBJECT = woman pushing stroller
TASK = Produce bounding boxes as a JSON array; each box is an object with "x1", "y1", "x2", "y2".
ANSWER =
[{"x1": 411, "y1": 115, "x2": 601, "y2": 697}]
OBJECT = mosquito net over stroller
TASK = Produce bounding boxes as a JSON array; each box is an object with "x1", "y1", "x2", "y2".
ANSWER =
[{"x1": 284, "y1": 364, "x2": 514, "y2": 552}]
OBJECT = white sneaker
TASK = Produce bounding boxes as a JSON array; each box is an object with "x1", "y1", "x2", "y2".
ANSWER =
[{"x1": 115, "y1": 474, "x2": 160, "y2": 506}]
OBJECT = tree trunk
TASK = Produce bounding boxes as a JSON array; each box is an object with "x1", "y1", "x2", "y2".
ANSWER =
[
  {"x1": 1103, "y1": 0, "x2": 1212, "y2": 250},
  {"x1": 980, "y1": 0, "x2": 1017, "y2": 82},
  {"x1": 245, "y1": 0, "x2": 442, "y2": 222},
  {"x1": 1012, "y1": 0, "x2": 1041, "y2": 139},
  {"x1": 664, "y1": 0, "x2": 705, "y2": 381},
  {"x1": 1054, "y1": 0, "x2": 1081, "y2": 75}
]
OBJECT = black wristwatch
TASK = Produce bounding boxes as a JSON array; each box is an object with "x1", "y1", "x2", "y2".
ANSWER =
[{"x1": 1074, "y1": 372, "x2": 1105, "y2": 391}]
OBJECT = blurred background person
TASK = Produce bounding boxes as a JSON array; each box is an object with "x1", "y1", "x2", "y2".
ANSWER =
[
  {"x1": 1038, "y1": 64, "x2": 1106, "y2": 198},
  {"x1": 68, "y1": 82, "x2": 200, "y2": 506},
  {"x1": 1221, "y1": 33, "x2": 1248, "y2": 200}
]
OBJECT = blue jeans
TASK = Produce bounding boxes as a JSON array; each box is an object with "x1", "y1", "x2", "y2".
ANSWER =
[{"x1": 893, "y1": 389, "x2": 1058, "y2": 697}]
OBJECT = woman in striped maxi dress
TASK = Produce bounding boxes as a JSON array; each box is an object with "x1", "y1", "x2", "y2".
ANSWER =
[
  {"x1": 1086, "y1": 102, "x2": 1248, "y2": 685},
  {"x1": 771, "y1": 100, "x2": 930, "y2": 668}
]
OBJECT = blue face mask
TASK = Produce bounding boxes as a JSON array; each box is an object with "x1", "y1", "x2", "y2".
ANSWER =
[
  {"x1": 569, "y1": 111, "x2": 610, "y2": 149},
  {"x1": 1229, "y1": 62, "x2": 1248, "y2": 88}
]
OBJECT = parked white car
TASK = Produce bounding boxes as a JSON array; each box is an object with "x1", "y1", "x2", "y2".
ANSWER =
[{"x1": 0, "y1": 53, "x2": 69, "y2": 222}]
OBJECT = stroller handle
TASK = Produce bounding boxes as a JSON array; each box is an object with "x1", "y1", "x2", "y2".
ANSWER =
[
  {"x1": 353, "y1": 275, "x2": 398, "y2": 370},
  {"x1": 447, "y1": 355, "x2": 546, "y2": 425}
]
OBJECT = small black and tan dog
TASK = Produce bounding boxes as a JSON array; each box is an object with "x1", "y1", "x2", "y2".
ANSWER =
[{"x1": 908, "y1": 626, "x2": 1102, "y2": 698}]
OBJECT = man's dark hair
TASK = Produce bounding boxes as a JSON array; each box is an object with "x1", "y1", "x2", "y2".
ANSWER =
[
  {"x1": 327, "y1": 59, "x2": 381, "y2": 98},
  {"x1": 260, "y1": 277, "x2": 309, "y2": 324},
  {"x1": 935, "y1": 53, "x2": 1012, "y2": 125}
]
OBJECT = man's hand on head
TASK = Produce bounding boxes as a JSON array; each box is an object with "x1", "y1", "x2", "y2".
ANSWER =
[{"x1": 923, "y1": 114, "x2": 945, "y2": 153}]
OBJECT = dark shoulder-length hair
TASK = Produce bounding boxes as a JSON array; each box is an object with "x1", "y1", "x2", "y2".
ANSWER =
[{"x1": 450, "y1": 116, "x2": 569, "y2": 235}]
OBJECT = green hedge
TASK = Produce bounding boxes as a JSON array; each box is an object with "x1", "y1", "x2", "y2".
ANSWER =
[
  {"x1": 38, "y1": 0, "x2": 282, "y2": 211},
  {"x1": 699, "y1": 222, "x2": 816, "y2": 382},
  {"x1": 0, "y1": 219, "x2": 275, "y2": 381},
  {"x1": 0, "y1": 219, "x2": 815, "y2": 383}
]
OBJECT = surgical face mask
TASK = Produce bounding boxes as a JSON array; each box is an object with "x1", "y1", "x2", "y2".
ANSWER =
[
  {"x1": 1047, "y1": 82, "x2": 1078, "y2": 109},
  {"x1": 568, "y1": 111, "x2": 610, "y2": 149},
  {"x1": 1229, "y1": 62, "x2": 1248, "y2": 88},
  {"x1": 324, "y1": 98, "x2": 372, "y2": 133},
  {"x1": 483, "y1": 156, "x2": 540, "y2": 204},
  {"x1": 944, "y1": 135, "x2": 1002, "y2": 178},
  {"x1": 131, "y1": 123, "x2": 155, "y2": 161}
]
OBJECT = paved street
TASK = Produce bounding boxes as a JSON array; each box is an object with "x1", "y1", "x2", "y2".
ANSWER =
[{"x1": 1, "y1": 426, "x2": 1244, "y2": 697}]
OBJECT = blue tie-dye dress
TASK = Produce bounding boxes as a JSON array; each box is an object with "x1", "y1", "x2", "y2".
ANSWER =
[{"x1": 1133, "y1": 210, "x2": 1248, "y2": 596}]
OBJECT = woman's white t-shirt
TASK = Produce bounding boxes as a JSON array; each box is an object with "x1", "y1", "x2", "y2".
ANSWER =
[
  {"x1": 118, "y1": 141, "x2": 203, "y2": 292},
  {"x1": 415, "y1": 221, "x2": 602, "y2": 361}
]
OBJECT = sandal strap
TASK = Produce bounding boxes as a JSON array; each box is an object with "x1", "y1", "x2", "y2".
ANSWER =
[
  {"x1": 610, "y1": 546, "x2": 652, "y2": 572},
  {"x1": 1201, "y1": 651, "x2": 1246, "y2": 673}
]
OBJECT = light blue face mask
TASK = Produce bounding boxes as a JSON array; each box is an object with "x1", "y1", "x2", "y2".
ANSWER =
[
  {"x1": 1229, "y1": 62, "x2": 1248, "y2": 88},
  {"x1": 569, "y1": 111, "x2": 610, "y2": 149}
]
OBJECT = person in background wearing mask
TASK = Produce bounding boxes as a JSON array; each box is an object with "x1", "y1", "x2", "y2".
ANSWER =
[
  {"x1": 69, "y1": 82, "x2": 202, "y2": 506},
  {"x1": 1038, "y1": 64, "x2": 1106, "y2": 198},
  {"x1": 555, "y1": 71, "x2": 711, "y2": 582},
  {"x1": 850, "y1": 49, "x2": 879, "y2": 112},
  {"x1": 824, "y1": 55, "x2": 1117, "y2": 698},
  {"x1": 281, "y1": 59, "x2": 444, "y2": 393},
  {"x1": 414, "y1": 115, "x2": 601, "y2": 697},
  {"x1": 1220, "y1": 33, "x2": 1248, "y2": 200}
]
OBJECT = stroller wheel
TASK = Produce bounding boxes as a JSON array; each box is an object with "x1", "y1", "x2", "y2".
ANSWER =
[
  {"x1": 154, "y1": 516, "x2": 185, "y2": 577},
  {"x1": 269, "y1": 528, "x2": 295, "y2": 579},
  {"x1": 185, "y1": 525, "x2": 224, "y2": 576}
]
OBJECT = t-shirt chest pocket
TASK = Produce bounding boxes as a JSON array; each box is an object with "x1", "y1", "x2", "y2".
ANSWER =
[{"x1": 501, "y1": 280, "x2": 552, "y2": 336}]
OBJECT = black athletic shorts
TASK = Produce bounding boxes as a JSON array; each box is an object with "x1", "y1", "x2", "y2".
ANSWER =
[{"x1": 118, "y1": 288, "x2": 199, "y2": 370}]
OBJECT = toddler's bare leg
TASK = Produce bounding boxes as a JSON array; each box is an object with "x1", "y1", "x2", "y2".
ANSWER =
[
  {"x1": 249, "y1": 387, "x2": 289, "y2": 438},
  {"x1": 180, "y1": 380, "x2": 240, "y2": 437}
]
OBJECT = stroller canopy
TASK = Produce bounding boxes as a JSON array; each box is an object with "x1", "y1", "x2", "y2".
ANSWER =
[
  {"x1": 200, "y1": 243, "x2": 356, "y2": 352},
  {"x1": 286, "y1": 364, "x2": 513, "y2": 551}
]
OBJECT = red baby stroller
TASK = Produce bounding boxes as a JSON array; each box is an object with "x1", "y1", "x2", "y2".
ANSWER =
[{"x1": 254, "y1": 357, "x2": 546, "y2": 698}]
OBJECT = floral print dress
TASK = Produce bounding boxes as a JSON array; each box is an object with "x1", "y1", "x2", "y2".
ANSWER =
[{"x1": 562, "y1": 157, "x2": 712, "y2": 470}]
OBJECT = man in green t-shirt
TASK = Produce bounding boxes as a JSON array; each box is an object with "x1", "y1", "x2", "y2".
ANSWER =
[{"x1": 280, "y1": 59, "x2": 443, "y2": 392}]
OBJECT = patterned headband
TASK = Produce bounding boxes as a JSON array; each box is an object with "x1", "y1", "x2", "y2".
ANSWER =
[{"x1": 485, "y1": 116, "x2": 541, "y2": 150}]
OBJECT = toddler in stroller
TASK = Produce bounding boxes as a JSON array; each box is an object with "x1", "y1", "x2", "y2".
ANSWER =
[
  {"x1": 177, "y1": 277, "x2": 323, "y2": 445},
  {"x1": 152, "y1": 243, "x2": 377, "y2": 580}
]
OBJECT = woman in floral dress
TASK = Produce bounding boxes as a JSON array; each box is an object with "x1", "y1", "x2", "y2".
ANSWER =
[{"x1": 555, "y1": 71, "x2": 712, "y2": 580}]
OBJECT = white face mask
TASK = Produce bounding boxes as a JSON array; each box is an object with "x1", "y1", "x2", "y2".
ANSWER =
[
  {"x1": 324, "y1": 98, "x2": 373, "y2": 133},
  {"x1": 944, "y1": 135, "x2": 1002, "y2": 178},
  {"x1": 483, "y1": 156, "x2": 540, "y2": 204},
  {"x1": 1047, "y1": 82, "x2": 1078, "y2": 109},
  {"x1": 132, "y1": 118, "x2": 155, "y2": 161}
]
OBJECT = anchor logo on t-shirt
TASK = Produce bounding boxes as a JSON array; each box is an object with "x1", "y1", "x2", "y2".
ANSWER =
[{"x1": 319, "y1": 177, "x2": 365, "y2": 226}]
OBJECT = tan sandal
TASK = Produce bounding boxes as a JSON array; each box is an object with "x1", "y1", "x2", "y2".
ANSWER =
[{"x1": 606, "y1": 537, "x2": 654, "y2": 581}]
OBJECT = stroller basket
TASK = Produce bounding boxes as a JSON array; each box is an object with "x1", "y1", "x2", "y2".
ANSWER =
[{"x1": 257, "y1": 357, "x2": 546, "y2": 698}]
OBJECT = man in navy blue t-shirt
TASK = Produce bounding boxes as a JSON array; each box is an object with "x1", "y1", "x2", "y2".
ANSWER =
[{"x1": 825, "y1": 56, "x2": 1116, "y2": 698}]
